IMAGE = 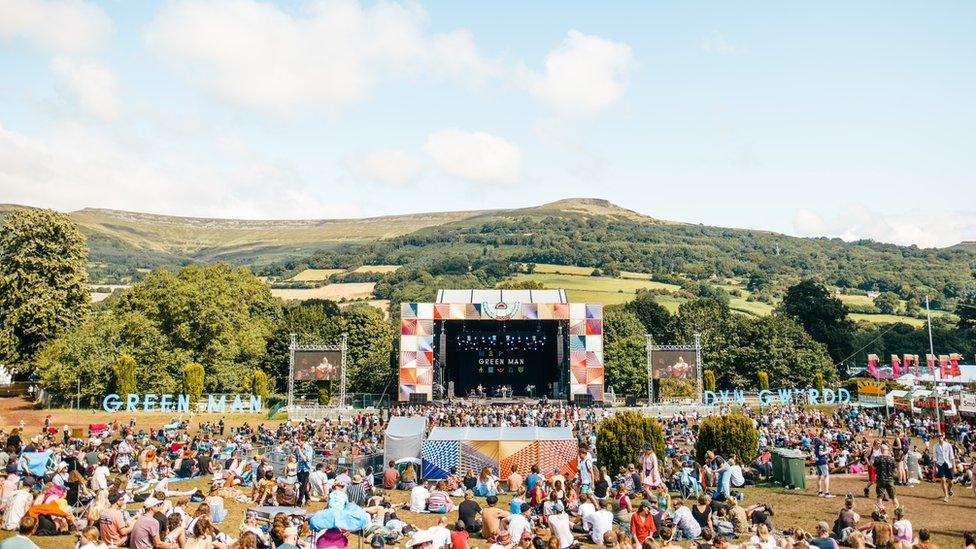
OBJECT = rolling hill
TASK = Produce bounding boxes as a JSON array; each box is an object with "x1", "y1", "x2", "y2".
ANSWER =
[{"x1": 2, "y1": 199, "x2": 974, "y2": 319}]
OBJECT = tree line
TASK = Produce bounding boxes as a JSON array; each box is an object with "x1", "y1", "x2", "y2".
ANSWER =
[{"x1": 2, "y1": 209, "x2": 974, "y2": 404}]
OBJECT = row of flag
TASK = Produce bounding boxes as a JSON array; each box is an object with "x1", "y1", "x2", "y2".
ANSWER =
[{"x1": 866, "y1": 353, "x2": 963, "y2": 378}]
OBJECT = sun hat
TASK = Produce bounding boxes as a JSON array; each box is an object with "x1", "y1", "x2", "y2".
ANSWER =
[{"x1": 143, "y1": 496, "x2": 163, "y2": 509}]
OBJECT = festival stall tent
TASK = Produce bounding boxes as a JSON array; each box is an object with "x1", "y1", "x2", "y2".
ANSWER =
[
  {"x1": 421, "y1": 426, "x2": 577, "y2": 481},
  {"x1": 383, "y1": 416, "x2": 427, "y2": 467}
]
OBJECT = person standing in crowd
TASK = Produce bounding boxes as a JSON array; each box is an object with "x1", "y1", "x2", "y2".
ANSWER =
[
  {"x1": 577, "y1": 446, "x2": 595, "y2": 495},
  {"x1": 934, "y1": 433, "x2": 955, "y2": 502},
  {"x1": 813, "y1": 430, "x2": 835, "y2": 498},
  {"x1": 874, "y1": 444, "x2": 899, "y2": 509}
]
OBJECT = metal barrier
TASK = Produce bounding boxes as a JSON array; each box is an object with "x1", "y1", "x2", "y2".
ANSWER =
[{"x1": 260, "y1": 446, "x2": 383, "y2": 478}]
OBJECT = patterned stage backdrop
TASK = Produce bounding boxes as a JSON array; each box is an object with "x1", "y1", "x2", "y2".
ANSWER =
[
  {"x1": 399, "y1": 302, "x2": 603, "y2": 402},
  {"x1": 422, "y1": 439, "x2": 578, "y2": 481}
]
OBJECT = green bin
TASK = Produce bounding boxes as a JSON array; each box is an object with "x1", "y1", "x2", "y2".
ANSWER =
[{"x1": 777, "y1": 448, "x2": 807, "y2": 489}]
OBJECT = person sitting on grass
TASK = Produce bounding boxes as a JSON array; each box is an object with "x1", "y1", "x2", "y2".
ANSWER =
[
  {"x1": 481, "y1": 495, "x2": 510, "y2": 542},
  {"x1": 426, "y1": 480, "x2": 453, "y2": 514},
  {"x1": 253, "y1": 470, "x2": 278, "y2": 506}
]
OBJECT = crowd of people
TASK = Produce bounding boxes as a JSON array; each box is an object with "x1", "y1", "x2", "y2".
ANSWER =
[{"x1": 0, "y1": 401, "x2": 971, "y2": 549}]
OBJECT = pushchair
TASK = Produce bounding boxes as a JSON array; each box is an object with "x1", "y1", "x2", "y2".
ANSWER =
[{"x1": 675, "y1": 466, "x2": 702, "y2": 499}]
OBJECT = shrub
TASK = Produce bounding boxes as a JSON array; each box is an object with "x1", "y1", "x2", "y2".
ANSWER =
[
  {"x1": 694, "y1": 415, "x2": 758, "y2": 465},
  {"x1": 183, "y1": 363, "x2": 205, "y2": 402},
  {"x1": 703, "y1": 370, "x2": 716, "y2": 392},
  {"x1": 813, "y1": 372, "x2": 825, "y2": 394},
  {"x1": 596, "y1": 411, "x2": 664, "y2": 473},
  {"x1": 317, "y1": 381, "x2": 331, "y2": 405},
  {"x1": 252, "y1": 370, "x2": 268, "y2": 399},
  {"x1": 113, "y1": 354, "x2": 137, "y2": 396},
  {"x1": 757, "y1": 371, "x2": 769, "y2": 391}
]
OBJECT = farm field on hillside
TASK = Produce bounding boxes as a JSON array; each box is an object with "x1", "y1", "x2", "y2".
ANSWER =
[
  {"x1": 270, "y1": 282, "x2": 375, "y2": 301},
  {"x1": 850, "y1": 313, "x2": 926, "y2": 327},
  {"x1": 352, "y1": 265, "x2": 401, "y2": 274},
  {"x1": 290, "y1": 268, "x2": 345, "y2": 281}
]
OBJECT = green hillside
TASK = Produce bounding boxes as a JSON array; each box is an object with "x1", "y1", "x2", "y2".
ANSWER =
[{"x1": 4, "y1": 199, "x2": 975, "y2": 321}]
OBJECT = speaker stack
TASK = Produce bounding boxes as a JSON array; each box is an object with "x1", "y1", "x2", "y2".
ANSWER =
[{"x1": 408, "y1": 393, "x2": 429, "y2": 405}]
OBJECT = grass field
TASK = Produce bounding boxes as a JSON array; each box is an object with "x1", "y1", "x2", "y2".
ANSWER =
[
  {"x1": 351, "y1": 265, "x2": 401, "y2": 274},
  {"x1": 530, "y1": 264, "x2": 598, "y2": 276},
  {"x1": 850, "y1": 313, "x2": 927, "y2": 327},
  {"x1": 289, "y1": 268, "x2": 345, "y2": 281},
  {"x1": 270, "y1": 283, "x2": 375, "y2": 301},
  {"x1": 837, "y1": 294, "x2": 877, "y2": 307}
]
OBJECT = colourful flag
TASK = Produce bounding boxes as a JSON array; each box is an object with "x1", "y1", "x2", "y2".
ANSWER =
[
  {"x1": 948, "y1": 353, "x2": 962, "y2": 377},
  {"x1": 891, "y1": 355, "x2": 901, "y2": 377},
  {"x1": 938, "y1": 355, "x2": 949, "y2": 378},
  {"x1": 867, "y1": 354, "x2": 879, "y2": 378},
  {"x1": 924, "y1": 354, "x2": 935, "y2": 376}
]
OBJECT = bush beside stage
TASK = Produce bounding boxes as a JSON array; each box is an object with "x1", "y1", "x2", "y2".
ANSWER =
[
  {"x1": 596, "y1": 411, "x2": 665, "y2": 473},
  {"x1": 694, "y1": 415, "x2": 758, "y2": 465}
]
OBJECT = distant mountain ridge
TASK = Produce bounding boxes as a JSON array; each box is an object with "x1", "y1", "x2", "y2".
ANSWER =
[{"x1": 1, "y1": 199, "x2": 973, "y2": 297}]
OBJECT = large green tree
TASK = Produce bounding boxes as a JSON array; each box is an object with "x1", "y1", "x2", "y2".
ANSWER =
[
  {"x1": 720, "y1": 315, "x2": 836, "y2": 388},
  {"x1": 114, "y1": 264, "x2": 281, "y2": 392},
  {"x1": 624, "y1": 290, "x2": 673, "y2": 340},
  {"x1": 0, "y1": 209, "x2": 89, "y2": 367},
  {"x1": 602, "y1": 307, "x2": 648, "y2": 397},
  {"x1": 779, "y1": 280, "x2": 855, "y2": 368}
]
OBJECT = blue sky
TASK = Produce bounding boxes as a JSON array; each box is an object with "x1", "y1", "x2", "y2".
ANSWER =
[{"x1": 1, "y1": 1, "x2": 974, "y2": 247}]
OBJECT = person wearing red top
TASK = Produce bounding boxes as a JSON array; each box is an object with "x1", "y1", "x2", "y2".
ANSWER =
[
  {"x1": 630, "y1": 500, "x2": 657, "y2": 547},
  {"x1": 450, "y1": 520, "x2": 469, "y2": 549},
  {"x1": 383, "y1": 461, "x2": 399, "y2": 490}
]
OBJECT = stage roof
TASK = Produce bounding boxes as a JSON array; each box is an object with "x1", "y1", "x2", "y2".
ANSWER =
[
  {"x1": 426, "y1": 426, "x2": 575, "y2": 441},
  {"x1": 436, "y1": 289, "x2": 568, "y2": 304}
]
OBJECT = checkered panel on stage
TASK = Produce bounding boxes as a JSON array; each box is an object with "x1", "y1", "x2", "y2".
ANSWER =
[
  {"x1": 522, "y1": 303, "x2": 538, "y2": 319},
  {"x1": 569, "y1": 320, "x2": 586, "y2": 336},
  {"x1": 399, "y1": 367, "x2": 418, "y2": 384},
  {"x1": 400, "y1": 319, "x2": 417, "y2": 335},
  {"x1": 538, "y1": 440, "x2": 578, "y2": 477},
  {"x1": 401, "y1": 303, "x2": 417, "y2": 319},
  {"x1": 585, "y1": 304, "x2": 602, "y2": 319},
  {"x1": 570, "y1": 335, "x2": 586, "y2": 352},
  {"x1": 422, "y1": 440, "x2": 459, "y2": 479},
  {"x1": 570, "y1": 363, "x2": 587, "y2": 386}
]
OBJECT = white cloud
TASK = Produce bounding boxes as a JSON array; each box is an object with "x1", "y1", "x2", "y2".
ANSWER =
[
  {"x1": 701, "y1": 33, "x2": 743, "y2": 56},
  {"x1": 0, "y1": 121, "x2": 355, "y2": 219},
  {"x1": 523, "y1": 29, "x2": 634, "y2": 117},
  {"x1": 344, "y1": 149, "x2": 423, "y2": 185},
  {"x1": 423, "y1": 130, "x2": 521, "y2": 185},
  {"x1": 144, "y1": 0, "x2": 500, "y2": 115},
  {"x1": 0, "y1": 0, "x2": 111, "y2": 54},
  {"x1": 792, "y1": 206, "x2": 976, "y2": 248},
  {"x1": 51, "y1": 56, "x2": 120, "y2": 120}
]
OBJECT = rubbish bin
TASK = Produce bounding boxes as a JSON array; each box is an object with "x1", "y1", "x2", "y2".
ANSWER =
[
  {"x1": 770, "y1": 450, "x2": 784, "y2": 484},
  {"x1": 776, "y1": 448, "x2": 807, "y2": 489}
]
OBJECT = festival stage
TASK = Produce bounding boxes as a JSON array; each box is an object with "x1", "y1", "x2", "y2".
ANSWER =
[{"x1": 398, "y1": 289, "x2": 604, "y2": 403}]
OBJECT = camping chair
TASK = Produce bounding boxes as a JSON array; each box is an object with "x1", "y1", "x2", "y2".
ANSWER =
[
  {"x1": 19, "y1": 451, "x2": 55, "y2": 480},
  {"x1": 676, "y1": 466, "x2": 702, "y2": 499}
]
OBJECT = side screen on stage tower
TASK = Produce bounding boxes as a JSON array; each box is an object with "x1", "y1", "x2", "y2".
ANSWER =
[
  {"x1": 294, "y1": 350, "x2": 342, "y2": 381},
  {"x1": 651, "y1": 350, "x2": 698, "y2": 380}
]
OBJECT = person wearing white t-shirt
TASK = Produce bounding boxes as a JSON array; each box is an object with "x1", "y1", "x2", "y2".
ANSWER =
[
  {"x1": 427, "y1": 517, "x2": 451, "y2": 549},
  {"x1": 410, "y1": 483, "x2": 431, "y2": 513},
  {"x1": 577, "y1": 494, "x2": 596, "y2": 529},
  {"x1": 91, "y1": 463, "x2": 110, "y2": 492},
  {"x1": 583, "y1": 505, "x2": 614, "y2": 544},
  {"x1": 934, "y1": 433, "x2": 955, "y2": 502},
  {"x1": 505, "y1": 503, "x2": 532, "y2": 543},
  {"x1": 547, "y1": 503, "x2": 574, "y2": 549}
]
